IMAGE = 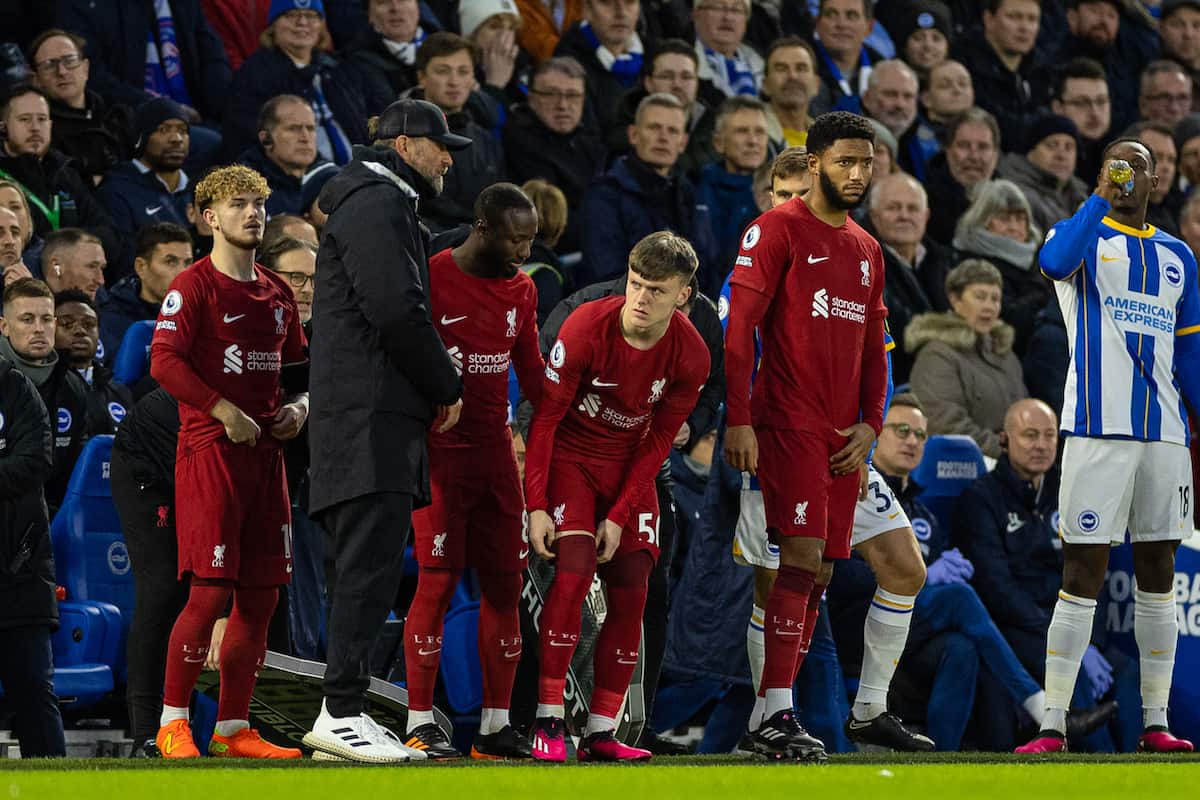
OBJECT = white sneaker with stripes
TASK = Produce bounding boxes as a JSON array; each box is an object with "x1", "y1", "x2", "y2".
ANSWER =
[{"x1": 302, "y1": 700, "x2": 428, "y2": 763}]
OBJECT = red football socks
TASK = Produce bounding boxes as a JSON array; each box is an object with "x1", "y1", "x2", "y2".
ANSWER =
[
  {"x1": 216, "y1": 586, "x2": 278, "y2": 723},
  {"x1": 537, "y1": 536, "x2": 597, "y2": 705},
  {"x1": 478, "y1": 570, "x2": 523, "y2": 710},
  {"x1": 403, "y1": 567, "x2": 462, "y2": 711},
  {"x1": 591, "y1": 551, "x2": 653, "y2": 719},
  {"x1": 162, "y1": 579, "x2": 233, "y2": 709},
  {"x1": 761, "y1": 564, "x2": 816, "y2": 692},
  {"x1": 793, "y1": 580, "x2": 827, "y2": 680}
]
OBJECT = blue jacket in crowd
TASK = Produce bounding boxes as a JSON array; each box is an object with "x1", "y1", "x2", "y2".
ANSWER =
[
  {"x1": 98, "y1": 274, "x2": 159, "y2": 365},
  {"x1": 95, "y1": 161, "x2": 191, "y2": 281},
  {"x1": 696, "y1": 161, "x2": 758, "y2": 289}
]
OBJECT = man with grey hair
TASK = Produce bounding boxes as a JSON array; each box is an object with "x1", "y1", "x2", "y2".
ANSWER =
[
  {"x1": 861, "y1": 60, "x2": 928, "y2": 179},
  {"x1": 866, "y1": 173, "x2": 953, "y2": 383},
  {"x1": 698, "y1": 96, "x2": 770, "y2": 277},
  {"x1": 924, "y1": 107, "x2": 1002, "y2": 245},
  {"x1": 579, "y1": 92, "x2": 718, "y2": 292}
]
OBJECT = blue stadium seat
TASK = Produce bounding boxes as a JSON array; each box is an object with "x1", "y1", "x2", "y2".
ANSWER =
[
  {"x1": 112, "y1": 320, "x2": 155, "y2": 386},
  {"x1": 909, "y1": 435, "x2": 988, "y2": 530},
  {"x1": 50, "y1": 600, "x2": 120, "y2": 708},
  {"x1": 50, "y1": 435, "x2": 134, "y2": 681},
  {"x1": 439, "y1": 602, "x2": 482, "y2": 714}
]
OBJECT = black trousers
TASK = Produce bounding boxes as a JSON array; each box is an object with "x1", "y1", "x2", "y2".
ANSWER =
[
  {"x1": 641, "y1": 475, "x2": 679, "y2": 728},
  {"x1": 111, "y1": 451, "x2": 187, "y2": 744},
  {"x1": 317, "y1": 491, "x2": 413, "y2": 718},
  {"x1": 0, "y1": 624, "x2": 66, "y2": 756}
]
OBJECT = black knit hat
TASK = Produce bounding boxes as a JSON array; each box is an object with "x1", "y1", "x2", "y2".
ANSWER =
[
  {"x1": 134, "y1": 96, "x2": 188, "y2": 156},
  {"x1": 1024, "y1": 113, "x2": 1079, "y2": 154},
  {"x1": 889, "y1": 0, "x2": 952, "y2": 50}
]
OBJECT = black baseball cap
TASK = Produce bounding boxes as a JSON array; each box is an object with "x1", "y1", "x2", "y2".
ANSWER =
[
  {"x1": 375, "y1": 99, "x2": 472, "y2": 150},
  {"x1": 1163, "y1": 0, "x2": 1200, "y2": 19}
]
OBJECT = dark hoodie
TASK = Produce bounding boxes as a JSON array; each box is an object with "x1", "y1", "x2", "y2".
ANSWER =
[
  {"x1": 76, "y1": 359, "x2": 134, "y2": 437},
  {"x1": 48, "y1": 90, "x2": 136, "y2": 187},
  {"x1": 98, "y1": 274, "x2": 160, "y2": 363},
  {"x1": 0, "y1": 355, "x2": 56, "y2": 631},
  {"x1": 308, "y1": 145, "x2": 462, "y2": 513},
  {"x1": 94, "y1": 160, "x2": 191, "y2": 281}
]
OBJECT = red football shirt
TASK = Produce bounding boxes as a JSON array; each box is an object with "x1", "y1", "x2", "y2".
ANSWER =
[
  {"x1": 150, "y1": 257, "x2": 308, "y2": 456},
  {"x1": 524, "y1": 295, "x2": 709, "y2": 528},
  {"x1": 726, "y1": 198, "x2": 887, "y2": 433},
  {"x1": 427, "y1": 248, "x2": 543, "y2": 447}
]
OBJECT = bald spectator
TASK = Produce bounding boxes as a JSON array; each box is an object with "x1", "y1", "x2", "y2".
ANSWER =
[
  {"x1": 0, "y1": 84, "x2": 115, "y2": 262},
  {"x1": 554, "y1": 0, "x2": 646, "y2": 133},
  {"x1": 693, "y1": 0, "x2": 764, "y2": 99},
  {"x1": 890, "y1": 0, "x2": 952, "y2": 81},
  {"x1": 1051, "y1": 57, "x2": 1112, "y2": 182},
  {"x1": 997, "y1": 113, "x2": 1088, "y2": 235},
  {"x1": 41, "y1": 228, "x2": 104, "y2": 302},
  {"x1": 866, "y1": 172, "x2": 953, "y2": 384},
  {"x1": 237, "y1": 94, "x2": 336, "y2": 218},
  {"x1": 862, "y1": 59, "x2": 931, "y2": 179},
  {"x1": 759, "y1": 37, "x2": 819, "y2": 152},
  {"x1": 611, "y1": 40, "x2": 718, "y2": 176},
  {"x1": 503, "y1": 57, "x2": 605, "y2": 253},
  {"x1": 29, "y1": 28, "x2": 135, "y2": 186},
  {"x1": 952, "y1": 0, "x2": 1052, "y2": 153},
  {"x1": 1138, "y1": 61, "x2": 1194, "y2": 131},
  {"x1": 810, "y1": 0, "x2": 883, "y2": 115},
  {"x1": 924, "y1": 108, "x2": 1001, "y2": 246}
]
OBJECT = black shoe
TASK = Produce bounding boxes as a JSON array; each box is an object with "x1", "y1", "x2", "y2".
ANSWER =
[
  {"x1": 753, "y1": 709, "x2": 827, "y2": 761},
  {"x1": 403, "y1": 723, "x2": 462, "y2": 760},
  {"x1": 1066, "y1": 699, "x2": 1118, "y2": 739},
  {"x1": 636, "y1": 731, "x2": 693, "y2": 756},
  {"x1": 735, "y1": 731, "x2": 758, "y2": 757},
  {"x1": 845, "y1": 711, "x2": 936, "y2": 752},
  {"x1": 129, "y1": 738, "x2": 159, "y2": 758},
  {"x1": 471, "y1": 725, "x2": 533, "y2": 760}
]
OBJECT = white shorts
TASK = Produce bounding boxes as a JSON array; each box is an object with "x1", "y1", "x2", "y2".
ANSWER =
[
  {"x1": 732, "y1": 465, "x2": 910, "y2": 569},
  {"x1": 1059, "y1": 437, "x2": 1193, "y2": 545}
]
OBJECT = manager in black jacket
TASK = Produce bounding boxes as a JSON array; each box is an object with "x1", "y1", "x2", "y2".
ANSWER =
[
  {"x1": 305, "y1": 99, "x2": 466, "y2": 763},
  {"x1": 0, "y1": 352, "x2": 64, "y2": 757}
]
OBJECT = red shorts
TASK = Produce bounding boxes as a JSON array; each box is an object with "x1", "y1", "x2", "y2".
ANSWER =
[
  {"x1": 545, "y1": 456, "x2": 661, "y2": 561},
  {"x1": 412, "y1": 438, "x2": 527, "y2": 573},
  {"x1": 756, "y1": 428, "x2": 858, "y2": 560},
  {"x1": 175, "y1": 441, "x2": 292, "y2": 586}
]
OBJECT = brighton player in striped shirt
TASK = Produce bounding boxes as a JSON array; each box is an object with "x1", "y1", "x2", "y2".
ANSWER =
[{"x1": 1018, "y1": 137, "x2": 1200, "y2": 754}]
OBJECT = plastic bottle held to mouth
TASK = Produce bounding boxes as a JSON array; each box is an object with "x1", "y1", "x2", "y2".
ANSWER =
[{"x1": 1108, "y1": 159, "x2": 1134, "y2": 196}]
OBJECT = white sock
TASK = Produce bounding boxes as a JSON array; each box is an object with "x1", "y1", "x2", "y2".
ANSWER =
[
  {"x1": 1135, "y1": 588, "x2": 1177, "y2": 729},
  {"x1": 747, "y1": 605, "x2": 766, "y2": 695},
  {"x1": 406, "y1": 709, "x2": 435, "y2": 732},
  {"x1": 479, "y1": 707, "x2": 510, "y2": 736},
  {"x1": 214, "y1": 719, "x2": 248, "y2": 737},
  {"x1": 160, "y1": 704, "x2": 189, "y2": 726},
  {"x1": 749, "y1": 695, "x2": 765, "y2": 732},
  {"x1": 585, "y1": 713, "x2": 617, "y2": 736},
  {"x1": 536, "y1": 703, "x2": 565, "y2": 719},
  {"x1": 853, "y1": 588, "x2": 916, "y2": 721},
  {"x1": 764, "y1": 687, "x2": 792, "y2": 717},
  {"x1": 1043, "y1": 591, "x2": 1097, "y2": 734},
  {"x1": 1022, "y1": 691, "x2": 1047, "y2": 725}
]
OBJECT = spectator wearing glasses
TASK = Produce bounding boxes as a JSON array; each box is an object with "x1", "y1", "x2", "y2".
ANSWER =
[
  {"x1": 28, "y1": 28, "x2": 135, "y2": 187},
  {"x1": 503, "y1": 57, "x2": 605, "y2": 254},
  {"x1": 1137, "y1": 61, "x2": 1194, "y2": 131},
  {"x1": 1050, "y1": 57, "x2": 1112, "y2": 182},
  {"x1": 693, "y1": 0, "x2": 764, "y2": 99},
  {"x1": 905, "y1": 259, "x2": 1027, "y2": 459}
]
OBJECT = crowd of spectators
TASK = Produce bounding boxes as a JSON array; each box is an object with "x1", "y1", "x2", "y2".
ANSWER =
[{"x1": 3, "y1": 0, "x2": 1200, "y2": 757}]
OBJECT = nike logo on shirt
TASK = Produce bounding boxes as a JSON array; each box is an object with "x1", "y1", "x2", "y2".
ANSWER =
[
  {"x1": 223, "y1": 313, "x2": 246, "y2": 323},
  {"x1": 441, "y1": 314, "x2": 468, "y2": 325},
  {"x1": 592, "y1": 378, "x2": 619, "y2": 387},
  {"x1": 807, "y1": 255, "x2": 829, "y2": 264},
  {"x1": 145, "y1": 205, "x2": 162, "y2": 215}
]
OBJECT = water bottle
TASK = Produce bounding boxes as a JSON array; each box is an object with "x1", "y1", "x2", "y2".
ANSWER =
[{"x1": 1108, "y1": 160, "x2": 1134, "y2": 195}]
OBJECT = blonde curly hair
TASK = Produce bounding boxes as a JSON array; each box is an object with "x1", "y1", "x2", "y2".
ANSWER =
[{"x1": 194, "y1": 165, "x2": 272, "y2": 212}]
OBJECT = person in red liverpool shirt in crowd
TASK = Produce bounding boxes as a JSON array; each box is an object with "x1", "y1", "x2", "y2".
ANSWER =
[
  {"x1": 149, "y1": 165, "x2": 309, "y2": 760},
  {"x1": 523, "y1": 230, "x2": 709, "y2": 764},
  {"x1": 403, "y1": 183, "x2": 546, "y2": 761},
  {"x1": 724, "y1": 111, "x2": 889, "y2": 760}
]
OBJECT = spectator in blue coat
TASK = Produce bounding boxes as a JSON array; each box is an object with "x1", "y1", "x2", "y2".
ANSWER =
[
  {"x1": 237, "y1": 94, "x2": 338, "y2": 219},
  {"x1": 98, "y1": 222, "x2": 192, "y2": 362},
  {"x1": 955, "y1": 398, "x2": 1136, "y2": 751},
  {"x1": 95, "y1": 98, "x2": 192, "y2": 281},
  {"x1": 697, "y1": 95, "x2": 770, "y2": 285},
  {"x1": 579, "y1": 92, "x2": 718, "y2": 294},
  {"x1": 225, "y1": 0, "x2": 370, "y2": 164}
]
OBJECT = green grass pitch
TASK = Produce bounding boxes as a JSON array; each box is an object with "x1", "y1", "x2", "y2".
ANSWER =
[{"x1": 4, "y1": 754, "x2": 1199, "y2": 800}]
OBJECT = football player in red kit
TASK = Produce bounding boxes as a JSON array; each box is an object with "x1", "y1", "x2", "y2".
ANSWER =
[
  {"x1": 524, "y1": 231, "x2": 710, "y2": 763},
  {"x1": 150, "y1": 166, "x2": 309, "y2": 759},
  {"x1": 724, "y1": 112, "x2": 889, "y2": 759},
  {"x1": 404, "y1": 184, "x2": 545, "y2": 760}
]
